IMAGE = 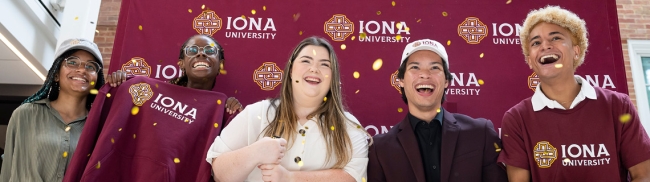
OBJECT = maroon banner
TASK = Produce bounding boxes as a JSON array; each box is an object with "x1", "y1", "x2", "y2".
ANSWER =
[{"x1": 109, "y1": 0, "x2": 626, "y2": 136}]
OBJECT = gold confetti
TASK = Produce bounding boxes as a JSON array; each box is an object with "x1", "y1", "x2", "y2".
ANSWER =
[
  {"x1": 118, "y1": 128, "x2": 122, "y2": 131},
  {"x1": 341, "y1": 44, "x2": 347, "y2": 50},
  {"x1": 563, "y1": 158, "x2": 571, "y2": 163},
  {"x1": 299, "y1": 31, "x2": 303, "y2": 35},
  {"x1": 155, "y1": 84, "x2": 159, "y2": 88},
  {"x1": 396, "y1": 35, "x2": 402, "y2": 41},
  {"x1": 325, "y1": 75, "x2": 329, "y2": 78},
  {"x1": 620, "y1": 113, "x2": 632, "y2": 123},
  {"x1": 87, "y1": 154, "x2": 90, "y2": 157},
  {"x1": 447, "y1": 40, "x2": 451, "y2": 46},
  {"x1": 217, "y1": 99, "x2": 222, "y2": 104},
  {"x1": 90, "y1": 81, "x2": 95, "y2": 85},
  {"x1": 90, "y1": 89, "x2": 98, "y2": 95},
  {"x1": 293, "y1": 13, "x2": 300, "y2": 21},
  {"x1": 214, "y1": 123, "x2": 219, "y2": 128},
  {"x1": 376, "y1": 11, "x2": 381, "y2": 15},
  {"x1": 302, "y1": 140, "x2": 305, "y2": 145},
  {"x1": 506, "y1": 0, "x2": 512, "y2": 4},
  {"x1": 417, "y1": 19, "x2": 421, "y2": 23},
  {"x1": 258, "y1": 115, "x2": 262, "y2": 120},
  {"x1": 298, "y1": 161, "x2": 304, "y2": 166},
  {"x1": 188, "y1": 9, "x2": 192, "y2": 13},
  {"x1": 241, "y1": 15, "x2": 246, "y2": 19},
  {"x1": 437, "y1": 108, "x2": 441, "y2": 113},
  {"x1": 353, "y1": 71, "x2": 360, "y2": 79},
  {"x1": 106, "y1": 93, "x2": 111, "y2": 98},
  {"x1": 133, "y1": 134, "x2": 136, "y2": 139},
  {"x1": 396, "y1": 23, "x2": 402, "y2": 29},
  {"x1": 65, "y1": 126, "x2": 71, "y2": 132},
  {"x1": 442, "y1": 12, "x2": 448, "y2": 17},
  {"x1": 496, "y1": 148, "x2": 502, "y2": 152},
  {"x1": 330, "y1": 126, "x2": 335, "y2": 130},
  {"x1": 74, "y1": 17, "x2": 79, "y2": 21},
  {"x1": 63, "y1": 151, "x2": 68, "y2": 158},
  {"x1": 153, "y1": 123, "x2": 157, "y2": 126},
  {"x1": 251, "y1": 10, "x2": 256, "y2": 15},
  {"x1": 111, "y1": 138, "x2": 114, "y2": 143},
  {"x1": 494, "y1": 142, "x2": 500, "y2": 149},
  {"x1": 405, "y1": 27, "x2": 410, "y2": 31},
  {"x1": 96, "y1": 161, "x2": 101, "y2": 169},
  {"x1": 95, "y1": 30, "x2": 99, "y2": 34},
  {"x1": 555, "y1": 64, "x2": 563, "y2": 68},
  {"x1": 220, "y1": 69, "x2": 227, "y2": 74},
  {"x1": 360, "y1": 32, "x2": 367, "y2": 39},
  {"x1": 355, "y1": 90, "x2": 360, "y2": 94},
  {"x1": 210, "y1": 42, "x2": 215, "y2": 47},
  {"x1": 478, "y1": 79, "x2": 485, "y2": 85},
  {"x1": 263, "y1": 6, "x2": 266, "y2": 11},
  {"x1": 391, "y1": 1, "x2": 396, "y2": 6},
  {"x1": 201, "y1": 4, "x2": 205, "y2": 9},
  {"x1": 504, "y1": 134, "x2": 509, "y2": 137},
  {"x1": 357, "y1": 125, "x2": 362, "y2": 129},
  {"x1": 174, "y1": 158, "x2": 180, "y2": 163},
  {"x1": 131, "y1": 106, "x2": 139, "y2": 115},
  {"x1": 138, "y1": 25, "x2": 142, "y2": 31},
  {"x1": 351, "y1": 36, "x2": 356, "y2": 40},
  {"x1": 480, "y1": 53, "x2": 484, "y2": 58},
  {"x1": 373, "y1": 59, "x2": 383, "y2": 71},
  {"x1": 185, "y1": 118, "x2": 189, "y2": 123},
  {"x1": 363, "y1": 177, "x2": 367, "y2": 182},
  {"x1": 398, "y1": 108, "x2": 403, "y2": 112},
  {"x1": 312, "y1": 49, "x2": 316, "y2": 55},
  {"x1": 323, "y1": 97, "x2": 328, "y2": 102}
]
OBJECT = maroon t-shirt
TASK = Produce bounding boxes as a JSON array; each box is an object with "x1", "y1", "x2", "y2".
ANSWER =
[
  {"x1": 64, "y1": 76, "x2": 228, "y2": 182},
  {"x1": 498, "y1": 87, "x2": 650, "y2": 181}
]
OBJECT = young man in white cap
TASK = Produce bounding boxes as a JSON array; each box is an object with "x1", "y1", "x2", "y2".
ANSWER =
[
  {"x1": 367, "y1": 39, "x2": 507, "y2": 182},
  {"x1": 498, "y1": 5, "x2": 650, "y2": 181}
]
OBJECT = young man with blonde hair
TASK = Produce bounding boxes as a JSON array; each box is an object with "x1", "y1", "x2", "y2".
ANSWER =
[{"x1": 498, "y1": 5, "x2": 650, "y2": 181}]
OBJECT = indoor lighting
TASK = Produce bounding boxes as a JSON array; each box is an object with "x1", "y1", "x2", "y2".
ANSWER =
[{"x1": 0, "y1": 32, "x2": 46, "y2": 81}]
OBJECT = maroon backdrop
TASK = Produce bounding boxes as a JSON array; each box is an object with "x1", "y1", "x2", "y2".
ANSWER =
[{"x1": 109, "y1": 0, "x2": 626, "y2": 136}]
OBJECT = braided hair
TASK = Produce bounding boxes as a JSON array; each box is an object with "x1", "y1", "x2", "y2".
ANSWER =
[
  {"x1": 23, "y1": 49, "x2": 106, "y2": 109},
  {"x1": 169, "y1": 34, "x2": 225, "y2": 86}
]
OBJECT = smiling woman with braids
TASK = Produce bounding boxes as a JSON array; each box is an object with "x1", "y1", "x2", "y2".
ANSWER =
[
  {"x1": 1, "y1": 39, "x2": 105, "y2": 181},
  {"x1": 106, "y1": 34, "x2": 242, "y2": 114},
  {"x1": 207, "y1": 36, "x2": 371, "y2": 182}
]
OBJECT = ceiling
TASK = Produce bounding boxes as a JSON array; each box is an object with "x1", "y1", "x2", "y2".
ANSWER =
[{"x1": 0, "y1": 40, "x2": 45, "y2": 85}]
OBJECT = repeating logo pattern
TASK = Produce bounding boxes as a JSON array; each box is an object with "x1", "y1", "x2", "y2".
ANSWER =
[
  {"x1": 121, "y1": 57, "x2": 152, "y2": 77},
  {"x1": 534, "y1": 141, "x2": 557, "y2": 168},
  {"x1": 253, "y1": 62, "x2": 283, "y2": 90},
  {"x1": 458, "y1": 17, "x2": 488, "y2": 44},
  {"x1": 129, "y1": 83, "x2": 154, "y2": 106},
  {"x1": 194, "y1": 10, "x2": 223, "y2": 36},
  {"x1": 391, "y1": 70, "x2": 402, "y2": 94},
  {"x1": 528, "y1": 72, "x2": 540, "y2": 92},
  {"x1": 324, "y1": 14, "x2": 354, "y2": 42}
]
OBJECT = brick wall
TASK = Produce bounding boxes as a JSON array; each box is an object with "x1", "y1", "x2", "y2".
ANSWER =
[
  {"x1": 94, "y1": 0, "x2": 649, "y2": 106},
  {"x1": 94, "y1": 0, "x2": 121, "y2": 77},
  {"x1": 618, "y1": 0, "x2": 650, "y2": 107}
]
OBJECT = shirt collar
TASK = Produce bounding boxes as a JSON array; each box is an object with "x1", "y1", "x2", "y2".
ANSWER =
[
  {"x1": 408, "y1": 107, "x2": 444, "y2": 131},
  {"x1": 531, "y1": 75, "x2": 597, "y2": 111}
]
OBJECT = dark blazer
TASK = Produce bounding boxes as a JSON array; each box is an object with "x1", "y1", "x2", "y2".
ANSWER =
[{"x1": 367, "y1": 110, "x2": 507, "y2": 182}]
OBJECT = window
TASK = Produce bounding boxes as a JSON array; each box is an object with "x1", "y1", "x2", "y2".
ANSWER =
[{"x1": 627, "y1": 40, "x2": 650, "y2": 134}]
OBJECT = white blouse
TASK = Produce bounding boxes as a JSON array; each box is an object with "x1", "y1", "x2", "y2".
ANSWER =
[{"x1": 206, "y1": 100, "x2": 369, "y2": 182}]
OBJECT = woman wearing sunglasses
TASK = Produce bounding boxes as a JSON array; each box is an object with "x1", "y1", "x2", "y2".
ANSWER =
[
  {"x1": 1, "y1": 38, "x2": 105, "y2": 181},
  {"x1": 106, "y1": 34, "x2": 242, "y2": 114}
]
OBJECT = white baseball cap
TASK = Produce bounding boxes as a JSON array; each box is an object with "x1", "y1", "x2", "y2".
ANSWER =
[
  {"x1": 54, "y1": 38, "x2": 103, "y2": 63},
  {"x1": 400, "y1": 39, "x2": 449, "y2": 70}
]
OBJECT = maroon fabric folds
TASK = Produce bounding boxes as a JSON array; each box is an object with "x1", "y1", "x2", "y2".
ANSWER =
[{"x1": 64, "y1": 76, "x2": 227, "y2": 182}]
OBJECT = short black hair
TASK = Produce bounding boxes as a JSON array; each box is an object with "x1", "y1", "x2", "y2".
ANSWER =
[{"x1": 396, "y1": 57, "x2": 452, "y2": 104}]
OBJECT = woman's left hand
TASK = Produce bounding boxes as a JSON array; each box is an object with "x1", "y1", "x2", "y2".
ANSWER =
[
  {"x1": 259, "y1": 164, "x2": 292, "y2": 182},
  {"x1": 225, "y1": 97, "x2": 243, "y2": 114}
]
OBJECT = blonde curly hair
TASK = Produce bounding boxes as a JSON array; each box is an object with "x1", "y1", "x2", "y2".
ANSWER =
[{"x1": 520, "y1": 5, "x2": 588, "y2": 68}]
